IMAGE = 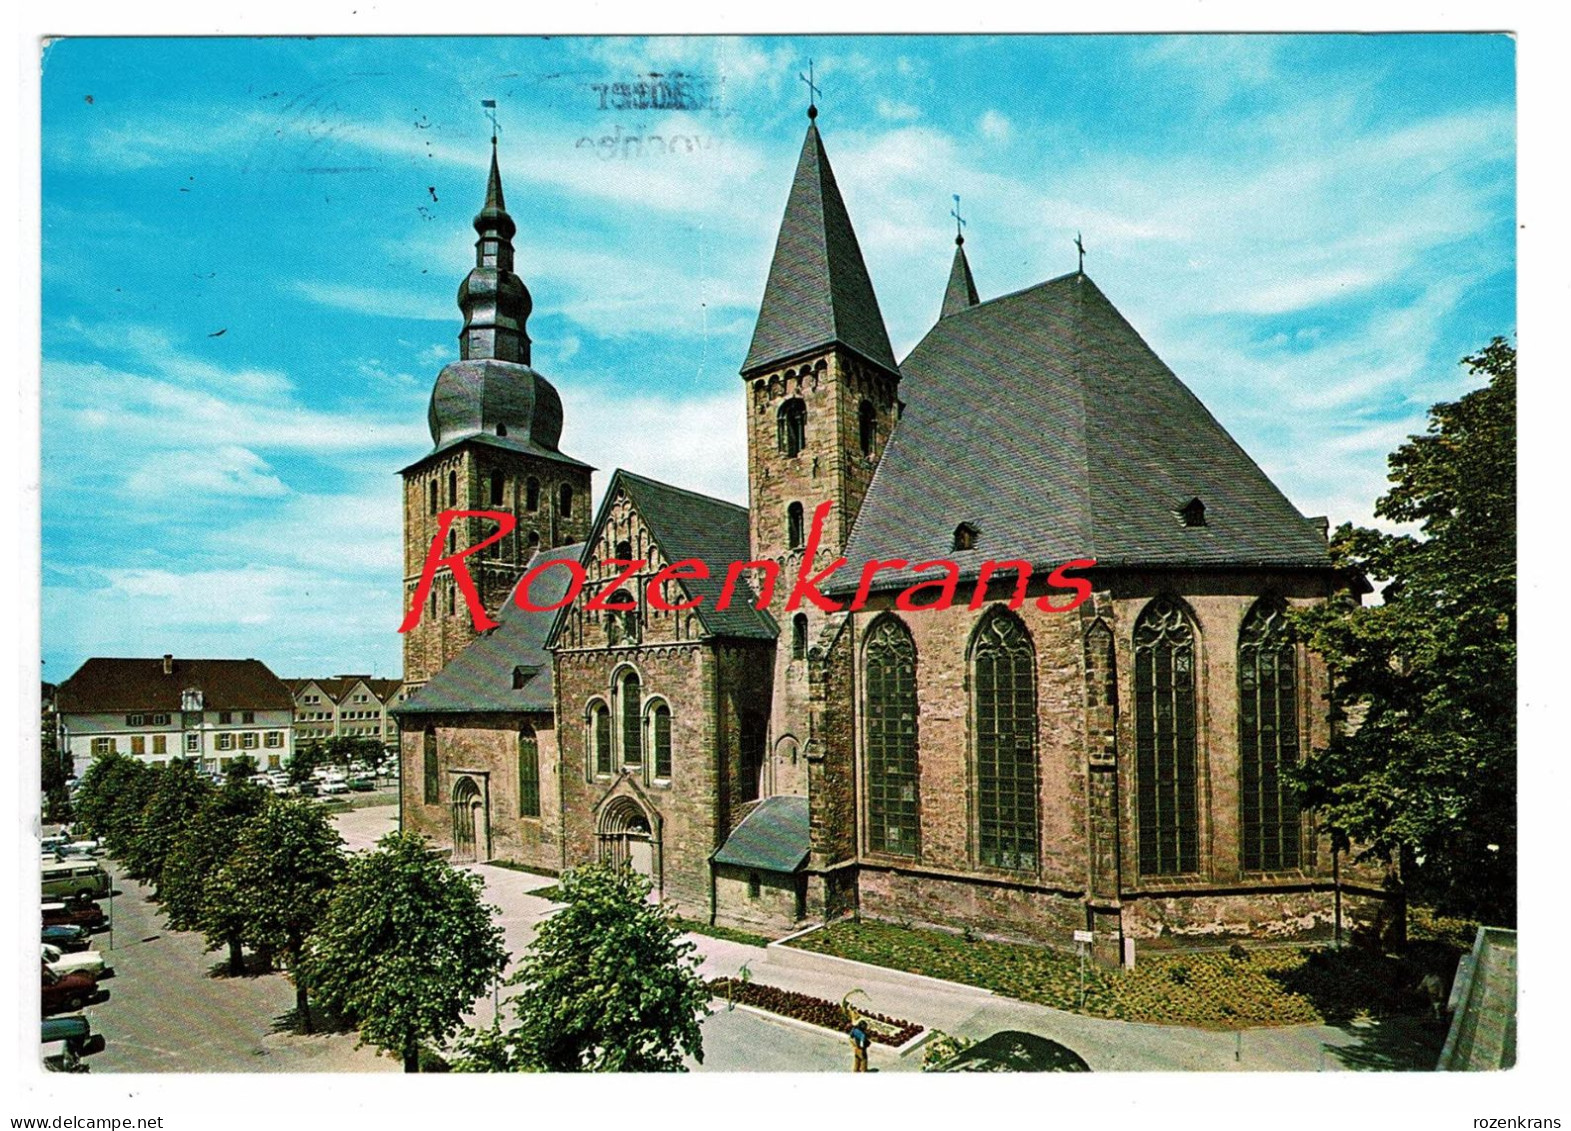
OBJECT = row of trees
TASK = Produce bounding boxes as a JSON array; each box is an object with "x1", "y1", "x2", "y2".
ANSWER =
[{"x1": 73, "y1": 753, "x2": 708, "y2": 1070}]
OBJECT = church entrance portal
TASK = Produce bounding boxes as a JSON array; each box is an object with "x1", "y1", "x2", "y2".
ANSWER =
[
  {"x1": 451, "y1": 776, "x2": 487, "y2": 863},
  {"x1": 598, "y1": 796, "x2": 660, "y2": 896}
]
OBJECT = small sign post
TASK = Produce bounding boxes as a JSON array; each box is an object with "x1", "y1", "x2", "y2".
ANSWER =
[{"x1": 1073, "y1": 930, "x2": 1093, "y2": 1008}]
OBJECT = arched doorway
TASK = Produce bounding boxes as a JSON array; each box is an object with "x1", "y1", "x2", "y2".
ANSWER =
[
  {"x1": 451, "y1": 776, "x2": 485, "y2": 863},
  {"x1": 597, "y1": 795, "x2": 660, "y2": 896}
]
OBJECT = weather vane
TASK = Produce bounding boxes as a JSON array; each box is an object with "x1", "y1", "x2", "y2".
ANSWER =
[
  {"x1": 481, "y1": 98, "x2": 500, "y2": 141},
  {"x1": 799, "y1": 60, "x2": 820, "y2": 119},
  {"x1": 951, "y1": 194, "x2": 967, "y2": 245},
  {"x1": 1075, "y1": 231, "x2": 1086, "y2": 273}
]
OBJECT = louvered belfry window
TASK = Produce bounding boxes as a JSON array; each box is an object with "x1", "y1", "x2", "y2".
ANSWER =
[
  {"x1": 1135, "y1": 597, "x2": 1200, "y2": 875},
  {"x1": 1239, "y1": 598, "x2": 1301, "y2": 871},
  {"x1": 865, "y1": 618, "x2": 919, "y2": 856},
  {"x1": 972, "y1": 610, "x2": 1037, "y2": 870}
]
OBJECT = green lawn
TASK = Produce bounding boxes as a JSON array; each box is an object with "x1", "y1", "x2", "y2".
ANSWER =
[
  {"x1": 673, "y1": 917, "x2": 774, "y2": 949},
  {"x1": 786, "y1": 919, "x2": 1442, "y2": 1029}
]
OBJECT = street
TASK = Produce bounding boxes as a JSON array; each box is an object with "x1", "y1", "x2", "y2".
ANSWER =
[{"x1": 69, "y1": 803, "x2": 1441, "y2": 1074}]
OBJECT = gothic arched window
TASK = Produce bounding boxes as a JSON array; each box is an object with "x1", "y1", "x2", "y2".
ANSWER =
[
  {"x1": 526, "y1": 478, "x2": 540, "y2": 512},
  {"x1": 791, "y1": 613, "x2": 808, "y2": 661},
  {"x1": 648, "y1": 701, "x2": 673, "y2": 781},
  {"x1": 423, "y1": 729, "x2": 438, "y2": 804},
  {"x1": 1135, "y1": 596, "x2": 1200, "y2": 876},
  {"x1": 589, "y1": 701, "x2": 612, "y2": 776},
  {"x1": 866, "y1": 617, "x2": 919, "y2": 856},
  {"x1": 859, "y1": 399, "x2": 876, "y2": 457},
  {"x1": 447, "y1": 470, "x2": 457, "y2": 507},
  {"x1": 787, "y1": 502, "x2": 805, "y2": 551},
  {"x1": 778, "y1": 398, "x2": 807, "y2": 458},
  {"x1": 972, "y1": 610, "x2": 1037, "y2": 870},
  {"x1": 559, "y1": 483, "x2": 574, "y2": 518},
  {"x1": 490, "y1": 472, "x2": 504, "y2": 507},
  {"x1": 618, "y1": 670, "x2": 642, "y2": 766},
  {"x1": 518, "y1": 725, "x2": 540, "y2": 818},
  {"x1": 1239, "y1": 598, "x2": 1301, "y2": 871}
]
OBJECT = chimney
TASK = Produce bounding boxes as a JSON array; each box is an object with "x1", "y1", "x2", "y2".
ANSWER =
[{"x1": 162, "y1": 654, "x2": 174, "y2": 675}]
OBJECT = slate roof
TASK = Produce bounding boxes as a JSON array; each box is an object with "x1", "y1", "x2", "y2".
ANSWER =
[
  {"x1": 394, "y1": 544, "x2": 588, "y2": 716},
  {"x1": 940, "y1": 239, "x2": 979, "y2": 319},
  {"x1": 832, "y1": 272, "x2": 1331, "y2": 594},
  {"x1": 712, "y1": 795, "x2": 810, "y2": 873},
  {"x1": 741, "y1": 121, "x2": 898, "y2": 376},
  {"x1": 58, "y1": 658, "x2": 293, "y2": 714},
  {"x1": 286, "y1": 676, "x2": 403, "y2": 705},
  {"x1": 401, "y1": 363, "x2": 593, "y2": 475},
  {"x1": 571, "y1": 471, "x2": 777, "y2": 642}
]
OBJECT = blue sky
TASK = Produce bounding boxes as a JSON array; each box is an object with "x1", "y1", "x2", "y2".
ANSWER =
[{"x1": 39, "y1": 34, "x2": 1516, "y2": 681}]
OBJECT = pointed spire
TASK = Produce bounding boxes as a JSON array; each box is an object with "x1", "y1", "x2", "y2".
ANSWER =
[
  {"x1": 742, "y1": 118, "x2": 898, "y2": 376},
  {"x1": 941, "y1": 237, "x2": 980, "y2": 319},
  {"x1": 457, "y1": 137, "x2": 532, "y2": 364}
]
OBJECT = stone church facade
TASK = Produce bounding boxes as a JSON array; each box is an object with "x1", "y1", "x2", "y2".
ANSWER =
[{"x1": 394, "y1": 116, "x2": 1394, "y2": 958}]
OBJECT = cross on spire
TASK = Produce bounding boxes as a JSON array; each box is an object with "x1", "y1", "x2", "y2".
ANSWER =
[
  {"x1": 1075, "y1": 231, "x2": 1086, "y2": 274},
  {"x1": 481, "y1": 98, "x2": 499, "y2": 142},
  {"x1": 950, "y1": 194, "x2": 967, "y2": 246},
  {"x1": 800, "y1": 60, "x2": 820, "y2": 120}
]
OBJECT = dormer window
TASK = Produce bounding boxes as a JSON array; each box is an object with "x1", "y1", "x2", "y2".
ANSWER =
[
  {"x1": 496, "y1": 422, "x2": 508, "y2": 437},
  {"x1": 952, "y1": 522, "x2": 980, "y2": 552},
  {"x1": 1177, "y1": 497, "x2": 1207, "y2": 528},
  {"x1": 512, "y1": 664, "x2": 540, "y2": 690}
]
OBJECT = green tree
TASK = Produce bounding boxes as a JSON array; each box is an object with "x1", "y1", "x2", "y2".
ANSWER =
[
  {"x1": 302, "y1": 832, "x2": 507, "y2": 1072},
  {"x1": 159, "y1": 773, "x2": 270, "y2": 973},
  {"x1": 73, "y1": 751, "x2": 155, "y2": 852},
  {"x1": 1292, "y1": 337, "x2": 1515, "y2": 924},
  {"x1": 212, "y1": 798, "x2": 345, "y2": 1031},
  {"x1": 287, "y1": 739, "x2": 328, "y2": 786},
  {"x1": 480, "y1": 862, "x2": 708, "y2": 1072},
  {"x1": 119, "y1": 758, "x2": 212, "y2": 892}
]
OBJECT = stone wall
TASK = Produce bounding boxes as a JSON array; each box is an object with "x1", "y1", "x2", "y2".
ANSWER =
[
  {"x1": 397, "y1": 709, "x2": 561, "y2": 873},
  {"x1": 713, "y1": 865, "x2": 805, "y2": 934}
]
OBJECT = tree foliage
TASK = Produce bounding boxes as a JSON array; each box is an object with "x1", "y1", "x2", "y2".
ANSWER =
[
  {"x1": 73, "y1": 751, "x2": 155, "y2": 851},
  {"x1": 160, "y1": 774, "x2": 271, "y2": 973},
  {"x1": 1292, "y1": 337, "x2": 1515, "y2": 924},
  {"x1": 472, "y1": 862, "x2": 708, "y2": 1072},
  {"x1": 212, "y1": 798, "x2": 345, "y2": 1030},
  {"x1": 118, "y1": 759, "x2": 213, "y2": 890},
  {"x1": 302, "y1": 832, "x2": 507, "y2": 1072}
]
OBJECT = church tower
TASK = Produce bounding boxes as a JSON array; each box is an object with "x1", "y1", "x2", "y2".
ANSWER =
[
  {"x1": 742, "y1": 107, "x2": 901, "y2": 795},
  {"x1": 400, "y1": 139, "x2": 593, "y2": 691}
]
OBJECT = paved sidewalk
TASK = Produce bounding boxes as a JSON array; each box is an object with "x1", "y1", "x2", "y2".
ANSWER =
[{"x1": 340, "y1": 808, "x2": 1440, "y2": 1073}]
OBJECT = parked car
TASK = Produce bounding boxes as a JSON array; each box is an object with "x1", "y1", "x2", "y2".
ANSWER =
[
  {"x1": 42, "y1": 900, "x2": 107, "y2": 931},
  {"x1": 42, "y1": 859, "x2": 111, "y2": 900},
  {"x1": 346, "y1": 777, "x2": 375, "y2": 792},
  {"x1": 41, "y1": 965, "x2": 98, "y2": 1015},
  {"x1": 42, "y1": 1015, "x2": 104, "y2": 1072},
  {"x1": 43, "y1": 924, "x2": 91, "y2": 952},
  {"x1": 43, "y1": 943, "x2": 112, "y2": 980},
  {"x1": 319, "y1": 779, "x2": 350, "y2": 795}
]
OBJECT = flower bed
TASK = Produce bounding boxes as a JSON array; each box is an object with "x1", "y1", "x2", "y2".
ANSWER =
[{"x1": 708, "y1": 979, "x2": 923, "y2": 1046}]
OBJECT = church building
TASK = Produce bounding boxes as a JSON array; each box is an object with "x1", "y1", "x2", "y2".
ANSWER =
[{"x1": 393, "y1": 109, "x2": 1394, "y2": 959}]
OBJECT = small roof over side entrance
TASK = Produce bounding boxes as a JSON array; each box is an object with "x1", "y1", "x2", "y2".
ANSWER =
[{"x1": 712, "y1": 795, "x2": 810, "y2": 874}]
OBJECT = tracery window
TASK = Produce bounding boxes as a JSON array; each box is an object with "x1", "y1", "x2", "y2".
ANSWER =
[
  {"x1": 1239, "y1": 598, "x2": 1301, "y2": 871},
  {"x1": 1135, "y1": 596, "x2": 1200, "y2": 875},
  {"x1": 777, "y1": 398, "x2": 807, "y2": 457},
  {"x1": 972, "y1": 610, "x2": 1037, "y2": 870},
  {"x1": 518, "y1": 726, "x2": 540, "y2": 818},
  {"x1": 865, "y1": 617, "x2": 918, "y2": 856}
]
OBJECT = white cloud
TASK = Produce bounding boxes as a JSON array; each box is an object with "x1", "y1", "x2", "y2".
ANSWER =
[
  {"x1": 876, "y1": 98, "x2": 921, "y2": 122},
  {"x1": 978, "y1": 109, "x2": 1012, "y2": 141},
  {"x1": 124, "y1": 445, "x2": 291, "y2": 500}
]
